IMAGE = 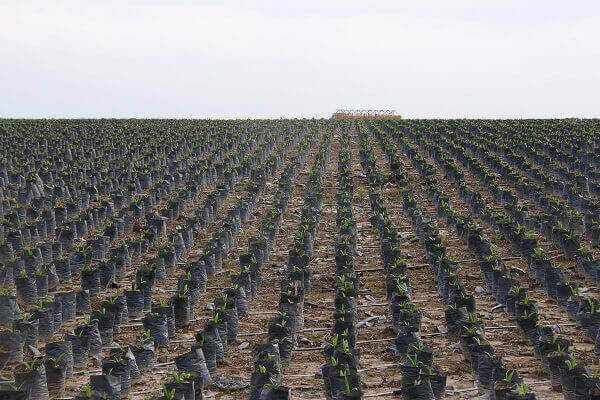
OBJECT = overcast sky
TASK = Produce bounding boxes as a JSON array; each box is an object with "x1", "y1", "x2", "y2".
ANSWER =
[{"x1": 1, "y1": 1, "x2": 599, "y2": 119}]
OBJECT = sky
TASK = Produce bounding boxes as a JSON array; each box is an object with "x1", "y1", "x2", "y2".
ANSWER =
[{"x1": 1, "y1": 1, "x2": 599, "y2": 119}]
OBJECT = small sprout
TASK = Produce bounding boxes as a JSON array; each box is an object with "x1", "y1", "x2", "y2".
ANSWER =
[
  {"x1": 49, "y1": 353, "x2": 65, "y2": 366},
  {"x1": 503, "y1": 369, "x2": 515, "y2": 383},
  {"x1": 171, "y1": 370, "x2": 190, "y2": 384},
  {"x1": 516, "y1": 382, "x2": 530, "y2": 395},
  {"x1": 163, "y1": 385, "x2": 176, "y2": 400},
  {"x1": 178, "y1": 284, "x2": 189, "y2": 298},
  {"x1": 9, "y1": 383, "x2": 25, "y2": 391},
  {"x1": 407, "y1": 353, "x2": 420, "y2": 367},
  {"x1": 468, "y1": 312, "x2": 478, "y2": 324},
  {"x1": 587, "y1": 298, "x2": 596, "y2": 314},
  {"x1": 331, "y1": 335, "x2": 339, "y2": 347},
  {"x1": 22, "y1": 359, "x2": 38, "y2": 371}
]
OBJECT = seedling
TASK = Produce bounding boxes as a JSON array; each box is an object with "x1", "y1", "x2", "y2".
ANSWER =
[
  {"x1": 468, "y1": 312, "x2": 478, "y2": 324},
  {"x1": 34, "y1": 300, "x2": 45, "y2": 311},
  {"x1": 407, "y1": 353, "x2": 420, "y2": 367},
  {"x1": 171, "y1": 370, "x2": 191, "y2": 384},
  {"x1": 9, "y1": 383, "x2": 25, "y2": 391},
  {"x1": 275, "y1": 318, "x2": 287, "y2": 328},
  {"x1": 108, "y1": 292, "x2": 120, "y2": 304},
  {"x1": 163, "y1": 385, "x2": 176, "y2": 400},
  {"x1": 587, "y1": 298, "x2": 596, "y2": 314},
  {"x1": 516, "y1": 382, "x2": 530, "y2": 395},
  {"x1": 22, "y1": 359, "x2": 38, "y2": 371},
  {"x1": 178, "y1": 284, "x2": 189, "y2": 298},
  {"x1": 331, "y1": 334, "x2": 339, "y2": 348}
]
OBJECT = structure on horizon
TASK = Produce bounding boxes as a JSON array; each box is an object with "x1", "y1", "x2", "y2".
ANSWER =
[{"x1": 331, "y1": 109, "x2": 402, "y2": 119}]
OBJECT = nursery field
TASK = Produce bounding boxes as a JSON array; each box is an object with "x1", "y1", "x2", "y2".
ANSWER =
[{"x1": 1, "y1": 118, "x2": 600, "y2": 400}]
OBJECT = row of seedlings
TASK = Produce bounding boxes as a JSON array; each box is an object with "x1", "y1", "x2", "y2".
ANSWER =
[
  {"x1": 0, "y1": 122, "x2": 231, "y2": 308},
  {"x1": 441, "y1": 125, "x2": 600, "y2": 284},
  {"x1": 0, "y1": 120, "x2": 249, "y2": 347},
  {"x1": 467, "y1": 124, "x2": 600, "y2": 273},
  {"x1": 320, "y1": 126, "x2": 362, "y2": 399},
  {"x1": 457, "y1": 124, "x2": 595, "y2": 258},
  {"x1": 426, "y1": 123, "x2": 600, "y2": 347},
  {"x1": 247, "y1": 127, "x2": 334, "y2": 400},
  {"x1": 363, "y1": 122, "x2": 536, "y2": 400},
  {"x1": 157, "y1": 125, "x2": 316, "y2": 400},
  {"x1": 84, "y1": 124, "x2": 307, "y2": 400},
  {"x1": 0, "y1": 124, "x2": 283, "y2": 400},
  {"x1": 357, "y1": 124, "x2": 447, "y2": 400},
  {"x1": 151, "y1": 126, "x2": 321, "y2": 400},
  {"x1": 402, "y1": 122, "x2": 600, "y2": 399},
  {"x1": 0, "y1": 125, "x2": 240, "y2": 398},
  {"x1": 474, "y1": 121, "x2": 600, "y2": 210},
  {"x1": 388, "y1": 121, "x2": 600, "y2": 398},
  {"x1": 498, "y1": 130, "x2": 600, "y2": 247},
  {"x1": 381, "y1": 122, "x2": 576, "y2": 393}
]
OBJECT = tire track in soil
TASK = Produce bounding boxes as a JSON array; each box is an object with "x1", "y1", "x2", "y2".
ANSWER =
[
  {"x1": 378, "y1": 130, "x2": 562, "y2": 399},
  {"x1": 415, "y1": 135, "x2": 600, "y2": 372}
]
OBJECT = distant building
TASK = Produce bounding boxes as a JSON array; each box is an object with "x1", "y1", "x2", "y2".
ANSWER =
[{"x1": 331, "y1": 109, "x2": 402, "y2": 119}]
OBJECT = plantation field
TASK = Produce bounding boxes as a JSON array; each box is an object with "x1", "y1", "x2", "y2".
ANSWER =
[{"x1": 1, "y1": 119, "x2": 600, "y2": 400}]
